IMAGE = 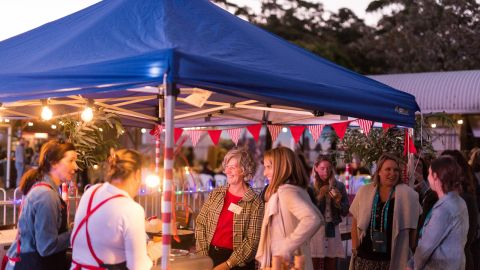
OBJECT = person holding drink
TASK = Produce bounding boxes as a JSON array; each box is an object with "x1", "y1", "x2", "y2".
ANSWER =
[{"x1": 310, "y1": 155, "x2": 349, "y2": 270}]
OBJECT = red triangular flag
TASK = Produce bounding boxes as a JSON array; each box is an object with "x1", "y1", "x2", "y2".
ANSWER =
[
  {"x1": 187, "y1": 130, "x2": 204, "y2": 147},
  {"x1": 246, "y1": 124, "x2": 262, "y2": 142},
  {"x1": 289, "y1": 126, "x2": 306, "y2": 144},
  {"x1": 403, "y1": 130, "x2": 417, "y2": 156},
  {"x1": 331, "y1": 121, "x2": 350, "y2": 140},
  {"x1": 267, "y1": 125, "x2": 282, "y2": 142},
  {"x1": 308, "y1": 125, "x2": 324, "y2": 143},
  {"x1": 227, "y1": 128, "x2": 243, "y2": 146},
  {"x1": 382, "y1": 123, "x2": 395, "y2": 132},
  {"x1": 357, "y1": 119, "x2": 373, "y2": 136},
  {"x1": 174, "y1": 128, "x2": 183, "y2": 144},
  {"x1": 149, "y1": 124, "x2": 163, "y2": 140},
  {"x1": 207, "y1": 130, "x2": 222, "y2": 145}
]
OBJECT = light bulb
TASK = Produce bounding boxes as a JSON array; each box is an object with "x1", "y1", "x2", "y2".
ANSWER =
[
  {"x1": 282, "y1": 127, "x2": 288, "y2": 133},
  {"x1": 4, "y1": 119, "x2": 9, "y2": 123},
  {"x1": 141, "y1": 128, "x2": 147, "y2": 134},
  {"x1": 41, "y1": 106, "x2": 53, "y2": 120},
  {"x1": 457, "y1": 119, "x2": 463, "y2": 125},
  {"x1": 81, "y1": 107, "x2": 94, "y2": 122},
  {"x1": 28, "y1": 122, "x2": 34, "y2": 127},
  {"x1": 51, "y1": 124, "x2": 57, "y2": 130},
  {"x1": 431, "y1": 123, "x2": 437, "y2": 128},
  {"x1": 145, "y1": 174, "x2": 161, "y2": 188}
]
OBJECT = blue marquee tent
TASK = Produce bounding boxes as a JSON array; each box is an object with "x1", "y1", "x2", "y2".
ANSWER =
[{"x1": 0, "y1": 0, "x2": 419, "y2": 127}]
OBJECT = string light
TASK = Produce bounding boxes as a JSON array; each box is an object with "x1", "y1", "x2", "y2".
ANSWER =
[
  {"x1": 457, "y1": 119, "x2": 463, "y2": 125},
  {"x1": 141, "y1": 128, "x2": 147, "y2": 134},
  {"x1": 431, "y1": 123, "x2": 437, "y2": 128},
  {"x1": 41, "y1": 106, "x2": 53, "y2": 120},
  {"x1": 81, "y1": 106, "x2": 94, "y2": 122},
  {"x1": 51, "y1": 124, "x2": 57, "y2": 130},
  {"x1": 281, "y1": 127, "x2": 288, "y2": 133},
  {"x1": 28, "y1": 122, "x2": 34, "y2": 127}
]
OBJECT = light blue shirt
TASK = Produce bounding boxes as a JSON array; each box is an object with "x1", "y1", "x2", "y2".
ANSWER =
[
  {"x1": 408, "y1": 191, "x2": 469, "y2": 270},
  {"x1": 7, "y1": 175, "x2": 70, "y2": 259}
]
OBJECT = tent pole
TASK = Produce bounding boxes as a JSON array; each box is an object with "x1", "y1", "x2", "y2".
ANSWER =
[
  {"x1": 6, "y1": 125, "x2": 12, "y2": 189},
  {"x1": 161, "y1": 75, "x2": 175, "y2": 270}
]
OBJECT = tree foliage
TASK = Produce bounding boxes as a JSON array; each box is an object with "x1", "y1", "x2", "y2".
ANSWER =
[
  {"x1": 212, "y1": 0, "x2": 480, "y2": 74},
  {"x1": 57, "y1": 109, "x2": 124, "y2": 170}
]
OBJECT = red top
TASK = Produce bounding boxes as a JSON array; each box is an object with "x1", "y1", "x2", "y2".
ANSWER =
[{"x1": 210, "y1": 191, "x2": 242, "y2": 249}]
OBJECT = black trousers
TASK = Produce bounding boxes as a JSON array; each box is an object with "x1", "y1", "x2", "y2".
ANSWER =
[{"x1": 208, "y1": 245, "x2": 255, "y2": 270}]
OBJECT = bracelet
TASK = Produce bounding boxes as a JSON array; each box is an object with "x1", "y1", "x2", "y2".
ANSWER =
[{"x1": 225, "y1": 261, "x2": 232, "y2": 269}]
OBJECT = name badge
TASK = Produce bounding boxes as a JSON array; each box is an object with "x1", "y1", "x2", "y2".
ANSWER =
[{"x1": 228, "y1": 203, "x2": 243, "y2": 214}]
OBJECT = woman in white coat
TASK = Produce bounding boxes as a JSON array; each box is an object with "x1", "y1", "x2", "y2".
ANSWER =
[{"x1": 256, "y1": 147, "x2": 323, "y2": 270}]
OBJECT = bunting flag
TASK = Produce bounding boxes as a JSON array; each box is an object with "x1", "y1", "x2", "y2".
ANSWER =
[
  {"x1": 289, "y1": 126, "x2": 306, "y2": 144},
  {"x1": 403, "y1": 130, "x2": 417, "y2": 156},
  {"x1": 382, "y1": 123, "x2": 395, "y2": 132},
  {"x1": 246, "y1": 123, "x2": 262, "y2": 142},
  {"x1": 207, "y1": 130, "x2": 222, "y2": 146},
  {"x1": 331, "y1": 121, "x2": 350, "y2": 140},
  {"x1": 357, "y1": 119, "x2": 373, "y2": 136},
  {"x1": 187, "y1": 130, "x2": 204, "y2": 147},
  {"x1": 174, "y1": 128, "x2": 183, "y2": 144},
  {"x1": 267, "y1": 125, "x2": 282, "y2": 142},
  {"x1": 226, "y1": 128, "x2": 243, "y2": 146},
  {"x1": 308, "y1": 124, "x2": 324, "y2": 143},
  {"x1": 149, "y1": 124, "x2": 163, "y2": 139}
]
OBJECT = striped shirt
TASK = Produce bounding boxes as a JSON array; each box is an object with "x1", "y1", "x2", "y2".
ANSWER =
[{"x1": 195, "y1": 186, "x2": 264, "y2": 268}]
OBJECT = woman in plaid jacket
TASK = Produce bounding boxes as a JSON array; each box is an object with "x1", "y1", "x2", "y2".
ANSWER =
[{"x1": 195, "y1": 148, "x2": 264, "y2": 270}]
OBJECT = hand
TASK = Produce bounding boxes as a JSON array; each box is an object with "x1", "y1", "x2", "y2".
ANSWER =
[
  {"x1": 329, "y1": 188, "x2": 342, "y2": 203},
  {"x1": 318, "y1": 185, "x2": 329, "y2": 198},
  {"x1": 212, "y1": 262, "x2": 230, "y2": 270}
]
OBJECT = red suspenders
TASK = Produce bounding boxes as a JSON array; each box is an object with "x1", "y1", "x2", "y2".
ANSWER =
[
  {"x1": 71, "y1": 184, "x2": 125, "y2": 270},
  {"x1": 3, "y1": 182, "x2": 54, "y2": 268}
]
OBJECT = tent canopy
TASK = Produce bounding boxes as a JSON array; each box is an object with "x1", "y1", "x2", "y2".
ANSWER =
[{"x1": 0, "y1": 0, "x2": 419, "y2": 127}]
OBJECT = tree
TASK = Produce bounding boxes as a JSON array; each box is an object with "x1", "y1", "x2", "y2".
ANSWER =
[{"x1": 355, "y1": 0, "x2": 480, "y2": 73}]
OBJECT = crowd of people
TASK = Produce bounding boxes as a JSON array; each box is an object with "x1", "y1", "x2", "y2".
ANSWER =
[{"x1": 3, "y1": 138, "x2": 480, "y2": 270}]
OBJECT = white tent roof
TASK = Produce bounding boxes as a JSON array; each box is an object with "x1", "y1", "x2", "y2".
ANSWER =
[{"x1": 370, "y1": 70, "x2": 480, "y2": 114}]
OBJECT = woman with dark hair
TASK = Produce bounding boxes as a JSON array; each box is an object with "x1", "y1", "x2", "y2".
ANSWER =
[
  {"x1": 310, "y1": 154, "x2": 349, "y2": 270},
  {"x1": 5, "y1": 140, "x2": 77, "y2": 270},
  {"x1": 196, "y1": 148, "x2": 264, "y2": 270},
  {"x1": 256, "y1": 147, "x2": 323, "y2": 270},
  {"x1": 408, "y1": 156, "x2": 469, "y2": 270},
  {"x1": 440, "y1": 150, "x2": 479, "y2": 270},
  {"x1": 412, "y1": 156, "x2": 438, "y2": 249},
  {"x1": 349, "y1": 153, "x2": 420, "y2": 270}
]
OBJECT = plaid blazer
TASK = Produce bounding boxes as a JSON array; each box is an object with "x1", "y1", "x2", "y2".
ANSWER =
[{"x1": 195, "y1": 186, "x2": 264, "y2": 267}]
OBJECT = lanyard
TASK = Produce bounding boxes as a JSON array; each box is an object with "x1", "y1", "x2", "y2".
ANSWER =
[
  {"x1": 419, "y1": 209, "x2": 433, "y2": 238},
  {"x1": 371, "y1": 186, "x2": 395, "y2": 232}
]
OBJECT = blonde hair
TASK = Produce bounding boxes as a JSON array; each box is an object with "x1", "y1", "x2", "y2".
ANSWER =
[
  {"x1": 372, "y1": 153, "x2": 402, "y2": 187},
  {"x1": 106, "y1": 149, "x2": 142, "y2": 182},
  {"x1": 264, "y1": 147, "x2": 308, "y2": 200},
  {"x1": 222, "y1": 147, "x2": 256, "y2": 181}
]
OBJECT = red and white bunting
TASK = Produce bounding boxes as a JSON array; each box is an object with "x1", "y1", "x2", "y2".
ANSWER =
[
  {"x1": 267, "y1": 125, "x2": 282, "y2": 142},
  {"x1": 331, "y1": 121, "x2": 351, "y2": 140},
  {"x1": 308, "y1": 124, "x2": 324, "y2": 142},
  {"x1": 187, "y1": 130, "x2": 204, "y2": 147},
  {"x1": 246, "y1": 123, "x2": 262, "y2": 142},
  {"x1": 227, "y1": 128, "x2": 243, "y2": 146},
  {"x1": 382, "y1": 123, "x2": 395, "y2": 132},
  {"x1": 149, "y1": 124, "x2": 163, "y2": 140},
  {"x1": 289, "y1": 126, "x2": 306, "y2": 144},
  {"x1": 357, "y1": 119, "x2": 373, "y2": 136},
  {"x1": 174, "y1": 128, "x2": 184, "y2": 144},
  {"x1": 207, "y1": 130, "x2": 222, "y2": 146}
]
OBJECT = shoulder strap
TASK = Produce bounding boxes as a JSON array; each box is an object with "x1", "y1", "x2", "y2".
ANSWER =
[
  {"x1": 6, "y1": 182, "x2": 55, "y2": 264},
  {"x1": 71, "y1": 184, "x2": 126, "y2": 266}
]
